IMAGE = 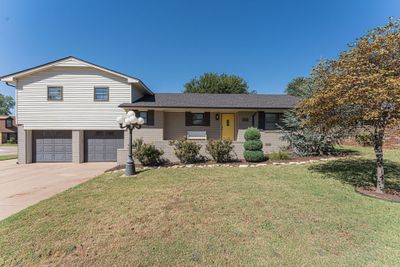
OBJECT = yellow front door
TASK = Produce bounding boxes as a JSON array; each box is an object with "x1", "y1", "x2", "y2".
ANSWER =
[{"x1": 221, "y1": 113, "x2": 235, "y2": 140}]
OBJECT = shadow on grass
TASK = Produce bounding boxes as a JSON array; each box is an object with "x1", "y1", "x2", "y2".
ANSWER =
[
  {"x1": 309, "y1": 159, "x2": 400, "y2": 190},
  {"x1": 334, "y1": 146, "x2": 362, "y2": 156}
]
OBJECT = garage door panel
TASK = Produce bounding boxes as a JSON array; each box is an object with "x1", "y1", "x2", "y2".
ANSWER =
[
  {"x1": 85, "y1": 131, "x2": 123, "y2": 162},
  {"x1": 42, "y1": 154, "x2": 54, "y2": 162},
  {"x1": 43, "y1": 145, "x2": 54, "y2": 152},
  {"x1": 54, "y1": 145, "x2": 68, "y2": 153},
  {"x1": 33, "y1": 130, "x2": 72, "y2": 163}
]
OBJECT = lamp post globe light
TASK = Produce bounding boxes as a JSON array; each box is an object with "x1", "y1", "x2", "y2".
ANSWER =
[{"x1": 116, "y1": 111, "x2": 145, "y2": 176}]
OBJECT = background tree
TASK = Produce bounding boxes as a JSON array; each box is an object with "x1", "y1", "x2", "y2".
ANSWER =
[
  {"x1": 184, "y1": 73, "x2": 253, "y2": 94},
  {"x1": 0, "y1": 93, "x2": 15, "y2": 115},
  {"x1": 285, "y1": 76, "x2": 314, "y2": 98},
  {"x1": 299, "y1": 18, "x2": 400, "y2": 193}
]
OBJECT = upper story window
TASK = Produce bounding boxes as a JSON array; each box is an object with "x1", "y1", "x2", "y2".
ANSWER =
[
  {"x1": 264, "y1": 113, "x2": 284, "y2": 130},
  {"x1": 5, "y1": 118, "x2": 13, "y2": 128},
  {"x1": 47, "y1": 87, "x2": 63, "y2": 101},
  {"x1": 94, "y1": 87, "x2": 109, "y2": 101}
]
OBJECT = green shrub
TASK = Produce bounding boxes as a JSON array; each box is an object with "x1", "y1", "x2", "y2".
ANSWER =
[
  {"x1": 7, "y1": 137, "x2": 16, "y2": 144},
  {"x1": 243, "y1": 140, "x2": 263, "y2": 151},
  {"x1": 132, "y1": 138, "x2": 164, "y2": 166},
  {"x1": 269, "y1": 150, "x2": 291, "y2": 160},
  {"x1": 243, "y1": 150, "x2": 265, "y2": 162},
  {"x1": 206, "y1": 139, "x2": 236, "y2": 163},
  {"x1": 243, "y1": 128, "x2": 265, "y2": 162},
  {"x1": 169, "y1": 138, "x2": 202, "y2": 163},
  {"x1": 280, "y1": 110, "x2": 346, "y2": 156},
  {"x1": 244, "y1": 127, "x2": 261, "y2": 140},
  {"x1": 355, "y1": 131, "x2": 374, "y2": 146}
]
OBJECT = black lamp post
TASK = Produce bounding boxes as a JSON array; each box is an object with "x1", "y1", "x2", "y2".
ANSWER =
[{"x1": 117, "y1": 111, "x2": 145, "y2": 176}]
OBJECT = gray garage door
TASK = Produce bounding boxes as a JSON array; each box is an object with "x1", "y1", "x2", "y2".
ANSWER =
[
  {"x1": 85, "y1": 131, "x2": 124, "y2": 162},
  {"x1": 33, "y1": 130, "x2": 72, "y2": 162}
]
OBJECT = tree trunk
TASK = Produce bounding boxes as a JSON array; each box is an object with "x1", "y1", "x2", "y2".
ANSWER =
[{"x1": 373, "y1": 126, "x2": 385, "y2": 193}]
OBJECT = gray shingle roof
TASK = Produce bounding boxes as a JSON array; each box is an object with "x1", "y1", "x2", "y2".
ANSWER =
[{"x1": 119, "y1": 93, "x2": 299, "y2": 109}]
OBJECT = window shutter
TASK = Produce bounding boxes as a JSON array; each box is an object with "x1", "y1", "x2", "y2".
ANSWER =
[
  {"x1": 258, "y1": 111, "x2": 265, "y2": 130},
  {"x1": 185, "y1": 112, "x2": 192, "y2": 126},
  {"x1": 204, "y1": 112, "x2": 210, "y2": 126},
  {"x1": 147, "y1": 110, "x2": 155, "y2": 126}
]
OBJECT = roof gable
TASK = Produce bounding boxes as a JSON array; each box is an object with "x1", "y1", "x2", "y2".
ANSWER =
[{"x1": 0, "y1": 56, "x2": 153, "y2": 95}]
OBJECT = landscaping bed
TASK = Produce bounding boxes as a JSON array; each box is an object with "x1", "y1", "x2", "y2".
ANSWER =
[
  {"x1": 109, "y1": 152, "x2": 353, "y2": 172},
  {"x1": 356, "y1": 187, "x2": 400, "y2": 202}
]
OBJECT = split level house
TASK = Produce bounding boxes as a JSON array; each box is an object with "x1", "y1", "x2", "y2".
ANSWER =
[{"x1": 0, "y1": 56, "x2": 298, "y2": 164}]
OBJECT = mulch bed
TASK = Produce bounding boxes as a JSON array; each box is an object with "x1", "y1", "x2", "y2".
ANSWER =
[{"x1": 355, "y1": 187, "x2": 400, "y2": 202}]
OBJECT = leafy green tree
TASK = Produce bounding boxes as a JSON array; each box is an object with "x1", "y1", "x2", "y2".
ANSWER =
[
  {"x1": 285, "y1": 76, "x2": 314, "y2": 98},
  {"x1": 300, "y1": 18, "x2": 400, "y2": 193},
  {"x1": 184, "y1": 73, "x2": 253, "y2": 94},
  {"x1": 0, "y1": 93, "x2": 14, "y2": 115}
]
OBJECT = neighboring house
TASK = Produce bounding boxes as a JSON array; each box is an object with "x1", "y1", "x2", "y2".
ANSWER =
[
  {"x1": 0, "y1": 115, "x2": 17, "y2": 144},
  {"x1": 0, "y1": 56, "x2": 298, "y2": 164}
]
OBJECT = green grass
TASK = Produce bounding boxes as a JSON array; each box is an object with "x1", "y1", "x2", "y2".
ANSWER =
[
  {"x1": 0, "y1": 143, "x2": 17, "y2": 146},
  {"x1": 1, "y1": 146, "x2": 400, "y2": 266},
  {"x1": 0, "y1": 155, "x2": 17, "y2": 161}
]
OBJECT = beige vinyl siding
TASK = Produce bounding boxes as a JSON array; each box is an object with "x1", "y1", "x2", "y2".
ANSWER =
[
  {"x1": 163, "y1": 112, "x2": 221, "y2": 140},
  {"x1": 53, "y1": 58, "x2": 88, "y2": 67},
  {"x1": 16, "y1": 67, "x2": 137, "y2": 130}
]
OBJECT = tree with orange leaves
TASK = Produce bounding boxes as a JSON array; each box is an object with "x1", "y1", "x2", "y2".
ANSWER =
[{"x1": 300, "y1": 18, "x2": 400, "y2": 193}]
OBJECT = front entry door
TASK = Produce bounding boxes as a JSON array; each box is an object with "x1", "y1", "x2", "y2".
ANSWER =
[{"x1": 221, "y1": 113, "x2": 235, "y2": 140}]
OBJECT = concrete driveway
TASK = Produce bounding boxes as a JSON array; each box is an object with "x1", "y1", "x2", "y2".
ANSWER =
[
  {"x1": 0, "y1": 145, "x2": 17, "y2": 156},
  {"x1": 0, "y1": 159, "x2": 116, "y2": 220}
]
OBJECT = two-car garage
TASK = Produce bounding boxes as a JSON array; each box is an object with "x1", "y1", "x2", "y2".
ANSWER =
[{"x1": 32, "y1": 130, "x2": 124, "y2": 163}]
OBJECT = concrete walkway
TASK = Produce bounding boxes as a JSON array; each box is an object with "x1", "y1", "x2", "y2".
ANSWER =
[{"x1": 0, "y1": 159, "x2": 116, "y2": 220}]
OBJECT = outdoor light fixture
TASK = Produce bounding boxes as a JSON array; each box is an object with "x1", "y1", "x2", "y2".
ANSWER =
[
  {"x1": 116, "y1": 111, "x2": 145, "y2": 176},
  {"x1": 215, "y1": 113, "x2": 220, "y2": 120}
]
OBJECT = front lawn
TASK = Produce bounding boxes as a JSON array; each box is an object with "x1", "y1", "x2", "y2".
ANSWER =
[
  {"x1": 1, "y1": 146, "x2": 399, "y2": 266},
  {"x1": 0, "y1": 155, "x2": 17, "y2": 161}
]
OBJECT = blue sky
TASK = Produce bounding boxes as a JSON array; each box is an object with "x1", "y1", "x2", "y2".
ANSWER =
[{"x1": 0, "y1": 0, "x2": 399, "y2": 101}]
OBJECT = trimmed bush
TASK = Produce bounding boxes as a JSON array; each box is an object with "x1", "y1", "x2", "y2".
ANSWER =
[
  {"x1": 269, "y1": 150, "x2": 291, "y2": 160},
  {"x1": 243, "y1": 140, "x2": 263, "y2": 151},
  {"x1": 243, "y1": 150, "x2": 265, "y2": 162},
  {"x1": 169, "y1": 138, "x2": 202, "y2": 163},
  {"x1": 243, "y1": 127, "x2": 265, "y2": 162},
  {"x1": 244, "y1": 127, "x2": 261, "y2": 140},
  {"x1": 355, "y1": 131, "x2": 374, "y2": 147},
  {"x1": 206, "y1": 139, "x2": 236, "y2": 163},
  {"x1": 132, "y1": 138, "x2": 164, "y2": 166}
]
